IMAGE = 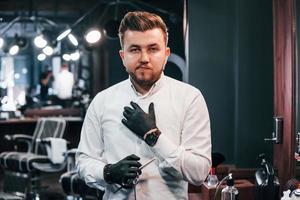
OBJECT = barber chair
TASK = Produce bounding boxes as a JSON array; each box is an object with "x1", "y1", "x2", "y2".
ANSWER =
[
  {"x1": 0, "y1": 118, "x2": 67, "y2": 199},
  {"x1": 60, "y1": 149, "x2": 104, "y2": 200}
]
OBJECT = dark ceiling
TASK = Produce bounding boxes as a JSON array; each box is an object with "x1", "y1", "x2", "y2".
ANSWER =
[
  {"x1": 0, "y1": 0, "x2": 183, "y2": 24},
  {"x1": 0, "y1": 0, "x2": 184, "y2": 40}
]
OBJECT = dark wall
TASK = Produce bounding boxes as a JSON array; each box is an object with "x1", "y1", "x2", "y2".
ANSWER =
[{"x1": 189, "y1": 0, "x2": 274, "y2": 167}]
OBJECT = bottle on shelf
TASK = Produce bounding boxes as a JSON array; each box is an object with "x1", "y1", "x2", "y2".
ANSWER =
[
  {"x1": 221, "y1": 173, "x2": 239, "y2": 200},
  {"x1": 291, "y1": 184, "x2": 300, "y2": 200},
  {"x1": 207, "y1": 167, "x2": 218, "y2": 187},
  {"x1": 207, "y1": 152, "x2": 225, "y2": 187}
]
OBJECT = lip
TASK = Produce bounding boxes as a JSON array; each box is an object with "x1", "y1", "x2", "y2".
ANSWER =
[{"x1": 137, "y1": 66, "x2": 151, "y2": 70}]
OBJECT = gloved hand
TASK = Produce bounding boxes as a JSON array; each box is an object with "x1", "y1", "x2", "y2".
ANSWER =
[
  {"x1": 122, "y1": 102, "x2": 157, "y2": 139},
  {"x1": 103, "y1": 154, "x2": 142, "y2": 188}
]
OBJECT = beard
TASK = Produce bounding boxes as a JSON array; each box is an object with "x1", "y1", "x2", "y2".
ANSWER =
[{"x1": 128, "y1": 69, "x2": 162, "y2": 90}]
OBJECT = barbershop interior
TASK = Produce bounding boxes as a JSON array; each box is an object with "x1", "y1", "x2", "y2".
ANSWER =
[{"x1": 0, "y1": 0, "x2": 298, "y2": 199}]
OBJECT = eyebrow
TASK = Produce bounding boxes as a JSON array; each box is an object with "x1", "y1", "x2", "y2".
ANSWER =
[{"x1": 128, "y1": 43, "x2": 159, "y2": 49}]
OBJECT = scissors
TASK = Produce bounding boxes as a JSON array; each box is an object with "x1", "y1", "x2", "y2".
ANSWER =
[{"x1": 113, "y1": 157, "x2": 156, "y2": 193}]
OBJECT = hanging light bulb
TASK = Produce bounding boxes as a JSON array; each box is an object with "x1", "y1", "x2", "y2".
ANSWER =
[
  {"x1": 9, "y1": 45, "x2": 19, "y2": 55},
  {"x1": 42, "y1": 46, "x2": 54, "y2": 56},
  {"x1": 34, "y1": 35, "x2": 47, "y2": 48},
  {"x1": 14, "y1": 73, "x2": 20, "y2": 79},
  {"x1": 68, "y1": 33, "x2": 78, "y2": 46},
  {"x1": 57, "y1": 28, "x2": 71, "y2": 41},
  {"x1": 62, "y1": 53, "x2": 71, "y2": 61},
  {"x1": 22, "y1": 68, "x2": 28, "y2": 74},
  {"x1": 0, "y1": 37, "x2": 4, "y2": 49},
  {"x1": 85, "y1": 29, "x2": 101, "y2": 44},
  {"x1": 37, "y1": 53, "x2": 46, "y2": 61},
  {"x1": 70, "y1": 51, "x2": 80, "y2": 61}
]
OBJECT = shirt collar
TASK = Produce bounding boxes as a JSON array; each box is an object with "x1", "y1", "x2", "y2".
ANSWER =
[{"x1": 130, "y1": 73, "x2": 165, "y2": 98}]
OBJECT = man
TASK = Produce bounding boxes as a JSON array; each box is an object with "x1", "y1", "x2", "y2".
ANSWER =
[
  {"x1": 53, "y1": 63, "x2": 74, "y2": 106},
  {"x1": 39, "y1": 69, "x2": 52, "y2": 101},
  {"x1": 76, "y1": 11, "x2": 211, "y2": 200}
]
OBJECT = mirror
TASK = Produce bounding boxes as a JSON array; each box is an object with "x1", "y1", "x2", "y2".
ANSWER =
[
  {"x1": 0, "y1": 1, "x2": 184, "y2": 113},
  {"x1": 0, "y1": 7, "x2": 94, "y2": 111}
]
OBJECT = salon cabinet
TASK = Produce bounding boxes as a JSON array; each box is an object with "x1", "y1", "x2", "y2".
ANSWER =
[
  {"x1": 188, "y1": 179, "x2": 255, "y2": 200},
  {"x1": 188, "y1": 165, "x2": 256, "y2": 200}
]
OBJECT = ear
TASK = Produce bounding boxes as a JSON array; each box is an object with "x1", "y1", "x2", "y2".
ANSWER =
[
  {"x1": 165, "y1": 47, "x2": 170, "y2": 57},
  {"x1": 163, "y1": 47, "x2": 170, "y2": 67},
  {"x1": 119, "y1": 50, "x2": 126, "y2": 66},
  {"x1": 119, "y1": 49, "x2": 124, "y2": 60},
  {"x1": 165, "y1": 47, "x2": 170, "y2": 63}
]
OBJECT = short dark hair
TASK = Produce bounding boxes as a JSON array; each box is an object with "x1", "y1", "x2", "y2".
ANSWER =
[
  {"x1": 61, "y1": 63, "x2": 68, "y2": 68},
  {"x1": 118, "y1": 11, "x2": 168, "y2": 48}
]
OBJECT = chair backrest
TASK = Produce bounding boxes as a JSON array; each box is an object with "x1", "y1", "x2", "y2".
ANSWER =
[{"x1": 31, "y1": 118, "x2": 66, "y2": 154}]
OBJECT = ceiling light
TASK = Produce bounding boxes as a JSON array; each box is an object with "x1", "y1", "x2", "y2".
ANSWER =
[
  {"x1": 57, "y1": 28, "x2": 71, "y2": 41},
  {"x1": 85, "y1": 29, "x2": 101, "y2": 44},
  {"x1": 9, "y1": 45, "x2": 19, "y2": 55},
  {"x1": 34, "y1": 35, "x2": 47, "y2": 48},
  {"x1": 37, "y1": 53, "x2": 46, "y2": 61},
  {"x1": 70, "y1": 51, "x2": 80, "y2": 61},
  {"x1": 22, "y1": 68, "x2": 28, "y2": 74},
  {"x1": 62, "y1": 54, "x2": 71, "y2": 61},
  {"x1": 14, "y1": 73, "x2": 20, "y2": 79},
  {"x1": 42, "y1": 46, "x2": 53, "y2": 56},
  {"x1": 1, "y1": 96, "x2": 8, "y2": 104},
  {"x1": 0, "y1": 37, "x2": 4, "y2": 48},
  {"x1": 68, "y1": 33, "x2": 78, "y2": 46}
]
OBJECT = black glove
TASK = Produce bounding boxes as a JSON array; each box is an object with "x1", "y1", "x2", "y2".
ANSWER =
[
  {"x1": 122, "y1": 102, "x2": 157, "y2": 139},
  {"x1": 103, "y1": 154, "x2": 142, "y2": 188}
]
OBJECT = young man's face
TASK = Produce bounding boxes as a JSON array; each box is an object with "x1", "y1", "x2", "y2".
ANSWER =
[{"x1": 119, "y1": 28, "x2": 170, "y2": 89}]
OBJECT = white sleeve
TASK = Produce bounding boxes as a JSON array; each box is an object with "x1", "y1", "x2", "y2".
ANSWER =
[
  {"x1": 53, "y1": 75, "x2": 58, "y2": 92},
  {"x1": 152, "y1": 93, "x2": 212, "y2": 186},
  {"x1": 76, "y1": 98, "x2": 107, "y2": 190}
]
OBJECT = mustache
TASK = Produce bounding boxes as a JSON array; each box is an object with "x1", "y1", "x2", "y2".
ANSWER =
[{"x1": 137, "y1": 63, "x2": 151, "y2": 69}]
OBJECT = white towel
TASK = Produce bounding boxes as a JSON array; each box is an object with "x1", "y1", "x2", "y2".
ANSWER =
[{"x1": 45, "y1": 137, "x2": 67, "y2": 164}]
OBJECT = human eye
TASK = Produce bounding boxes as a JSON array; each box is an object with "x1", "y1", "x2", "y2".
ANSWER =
[
  {"x1": 149, "y1": 47, "x2": 158, "y2": 53},
  {"x1": 130, "y1": 48, "x2": 140, "y2": 53}
]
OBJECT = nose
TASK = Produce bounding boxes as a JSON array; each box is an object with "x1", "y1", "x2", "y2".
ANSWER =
[{"x1": 140, "y1": 50, "x2": 149, "y2": 63}]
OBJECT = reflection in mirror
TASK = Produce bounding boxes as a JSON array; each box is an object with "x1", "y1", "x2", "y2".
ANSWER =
[
  {"x1": 0, "y1": 1, "x2": 184, "y2": 118},
  {"x1": 0, "y1": 12, "x2": 93, "y2": 112}
]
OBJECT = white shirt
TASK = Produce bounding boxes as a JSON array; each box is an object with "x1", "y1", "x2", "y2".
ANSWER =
[
  {"x1": 54, "y1": 69, "x2": 74, "y2": 99},
  {"x1": 76, "y1": 74, "x2": 211, "y2": 200}
]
